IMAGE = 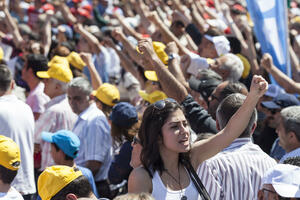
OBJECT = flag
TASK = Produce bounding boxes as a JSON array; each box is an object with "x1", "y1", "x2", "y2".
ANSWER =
[{"x1": 246, "y1": 0, "x2": 291, "y2": 81}]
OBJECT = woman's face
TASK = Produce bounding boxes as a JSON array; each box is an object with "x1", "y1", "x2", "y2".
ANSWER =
[{"x1": 161, "y1": 109, "x2": 190, "y2": 153}]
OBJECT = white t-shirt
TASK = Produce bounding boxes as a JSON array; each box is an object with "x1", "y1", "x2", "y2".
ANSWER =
[
  {"x1": 0, "y1": 95, "x2": 36, "y2": 195},
  {"x1": 0, "y1": 186, "x2": 24, "y2": 200}
]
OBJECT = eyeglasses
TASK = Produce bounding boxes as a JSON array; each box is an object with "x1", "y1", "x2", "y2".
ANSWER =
[
  {"x1": 262, "y1": 188, "x2": 277, "y2": 194},
  {"x1": 210, "y1": 93, "x2": 220, "y2": 102},
  {"x1": 153, "y1": 98, "x2": 177, "y2": 110},
  {"x1": 132, "y1": 136, "x2": 141, "y2": 145}
]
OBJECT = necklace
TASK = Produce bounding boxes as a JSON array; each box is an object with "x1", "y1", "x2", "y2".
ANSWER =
[{"x1": 165, "y1": 165, "x2": 188, "y2": 200}]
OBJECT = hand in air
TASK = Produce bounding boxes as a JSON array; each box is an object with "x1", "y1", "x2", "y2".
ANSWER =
[{"x1": 249, "y1": 75, "x2": 268, "y2": 98}]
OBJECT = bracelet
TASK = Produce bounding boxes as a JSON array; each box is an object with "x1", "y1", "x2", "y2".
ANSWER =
[{"x1": 168, "y1": 53, "x2": 180, "y2": 61}]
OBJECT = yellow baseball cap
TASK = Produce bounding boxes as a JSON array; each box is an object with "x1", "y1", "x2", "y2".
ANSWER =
[
  {"x1": 0, "y1": 135, "x2": 21, "y2": 171},
  {"x1": 67, "y1": 52, "x2": 86, "y2": 71},
  {"x1": 92, "y1": 83, "x2": 120, "y2": 106},
  {"x1": 144, "y1": 70, "x2": 160, "y2": 82},
  {"x1": 0, "y1": 47, "x2": 3, "y2": 61},
  {"x1": 47, "y1": 56, "x2": 69, "y2": 67},
  {"x1": 38, "y1": 165, "x2": 83, "y2": 200},
  {"x1": 138, "y1": 41, "x2": 168, "y2": 82},
  {"x1": 37, "y1": 61, "x2": 73, "y2": 83},
  {"x1": 152, "y1": 41, "x2": 168, "y2": 65},
  {"x1": 139, "y1": 90, "x2": 167, "y2": 104},
  {"x1": 236, "y1": 54, "x2": 250, "y2": 79}
]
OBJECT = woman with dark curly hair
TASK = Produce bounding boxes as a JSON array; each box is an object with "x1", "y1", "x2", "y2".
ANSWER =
[{"x1": 128, "y1": 75, "x2": 268, "y2": 200}]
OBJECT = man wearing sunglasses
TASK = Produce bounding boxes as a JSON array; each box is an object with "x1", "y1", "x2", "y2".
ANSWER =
[{"x1": 261, "y1": 93, "x2": 300, "y2": 161}]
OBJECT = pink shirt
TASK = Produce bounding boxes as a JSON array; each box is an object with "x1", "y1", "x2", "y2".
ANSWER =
[
  {"x1": 26, "y1": 82, "x2": 50, "y2": 114},
  {"x1": 34, "y1": 94, "x2": 77, "y2": 170}
]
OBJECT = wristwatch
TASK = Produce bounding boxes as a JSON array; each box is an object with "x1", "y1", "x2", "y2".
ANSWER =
[{"x1": 168, "y1": 53, "x2": 180, "y2": 61}]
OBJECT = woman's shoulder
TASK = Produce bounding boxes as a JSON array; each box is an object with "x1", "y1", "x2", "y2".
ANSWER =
[{"x1": 128, "y1": 166, "x2": 153, "y2": 194}]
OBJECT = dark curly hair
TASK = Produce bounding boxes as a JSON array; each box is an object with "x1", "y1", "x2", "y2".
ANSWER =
[{"x1": 138, "y1": 99, "x2": 190, "y2": 177}]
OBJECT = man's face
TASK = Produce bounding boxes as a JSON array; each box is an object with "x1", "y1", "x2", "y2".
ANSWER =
[
  {"x1": 258, "y1": 184, "x2": 279, "y2": 200},
  {"x1": 170, "y1": 21, "x2": 185, "y2": 37},
  {"x1": 198, "y1": 37, "x2": 218, "y2": 58},
  {"x1": 43, "y1": 78, "x2": 57, "y2": 99},
  {"x1": 77, "y1": 37, "x2": 90, "y2": 53},
  {"x1": 208, "y1": 81, "x2": 228, "y2": 119},
  {"x1": 264, "y1": 108, "x2": 281, "y2": 129},
  {"x1": 210, "y1": 56, "x2": 229, "y2": 80},
  {"x1": 67, "y1": 87, "x2": 91, "y2": 115},
  {"x1": 276, "y1": 117, "x2": 291, "y2": 152}
]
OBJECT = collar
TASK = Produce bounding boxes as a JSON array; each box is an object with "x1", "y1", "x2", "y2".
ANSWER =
[
  {"x1": 222, "y1": 138, "x2": 252, "y2": 152},
  {"x1": 45, "y1": 94, "x2": 67, "y2": 109},
  {"x1": 0, "y1": 94, "x2": 18, "y2": 102},
  {"x1": 286, "y1": 147, "x2": 300, "y2": 156},
  {"x1": 79, "y1": 103, "x2": 97, "y2": 120}
]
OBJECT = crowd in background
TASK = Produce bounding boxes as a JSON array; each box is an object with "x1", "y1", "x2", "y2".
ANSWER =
[{"x1": 0, "y1": 0, "x2": 300, "y2": 199}]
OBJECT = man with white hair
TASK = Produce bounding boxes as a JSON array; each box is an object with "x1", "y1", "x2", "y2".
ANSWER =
[
  {"x1": 34, "y1": 60, "x2": 77, "y2": 171},
  {"x1": 210, "y1": 53, "x2": 244, "y2": 82},
  {"x1": 276, "y1": 106, "x2": 300, "y2": 163}
]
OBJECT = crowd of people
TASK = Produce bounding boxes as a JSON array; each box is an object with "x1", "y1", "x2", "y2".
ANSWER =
[{"x1": 0, "y1": 0, "x2": 300, "y2": 199}]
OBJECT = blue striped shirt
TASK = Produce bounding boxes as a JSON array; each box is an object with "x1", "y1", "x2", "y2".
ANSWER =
[
  {"x1": 280, "y1": 147, "x2": 300, "y2": 163},
  {"x1": 198, "y1": 138, "x2": 277, "y2": 200},
  {"x1": 73, "y1": 103, "x2": 113, "y2": 182}
]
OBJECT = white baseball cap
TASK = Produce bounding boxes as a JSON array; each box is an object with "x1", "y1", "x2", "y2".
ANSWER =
[
  {"x1": 204, "y1": 35, "x2": 230, "y2": 56},
  {"x1": 262, "y1": 164, "x2": 300, "y2": 198}
]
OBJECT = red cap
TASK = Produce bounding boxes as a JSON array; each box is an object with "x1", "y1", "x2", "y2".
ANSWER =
[
  {"x1": 81, "y1": 4, "x2": 92, "y2": 12},
  {"x1": 207, "y1": 0, "x2": 215, "y2": 7},
  {"x1": 72, "y1": 0, "x2": 83, "y2": 3},
  {"x1": 42, "y1": 3, "x2": 55, "y2": 12},
  {"x1": 77, "y1": 7, "x2": 92, "y2": 19},
  {"x1": 233, "y1": 4, "x2": 246, "y2": 13}
]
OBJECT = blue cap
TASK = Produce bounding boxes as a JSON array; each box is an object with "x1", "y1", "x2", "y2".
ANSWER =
[
  {"x1": 42, "y1": 130, "x2": 80, "y2": 158},
  {"x1": 109, "y1": 102, "x2": 138, "y2": 129},
  {"x1": 261, "y1": 93, "x2": 300, "y2": 109},
  {"x1": 264, "y1": 84, "x2": 285, "y2": 98}
]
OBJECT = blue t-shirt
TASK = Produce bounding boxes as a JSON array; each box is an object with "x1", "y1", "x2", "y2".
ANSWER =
[{"x1": 77, "y1": 166, "x2": 99, "y2": 198}]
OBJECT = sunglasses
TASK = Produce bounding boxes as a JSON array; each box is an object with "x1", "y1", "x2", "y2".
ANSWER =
[
  {"x1": 132, "y1": 136, "x2": 141, "y2": 145},
  {"x1": 269, "y1": 109, "x2": 280, "y2": 115},
  {"x1": 210, "y1": 93, "x2": 220, "y2": 102},
  {"x1": 153, "y1": 98, "x2": 177, "y2": 110},
  {"x1": 262, "y1": 188, "x2": 277, "y2": 194}
]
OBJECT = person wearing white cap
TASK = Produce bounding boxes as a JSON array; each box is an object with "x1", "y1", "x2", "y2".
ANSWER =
[{"x1": 258, "y1": 164, "x2": 300, "y2": 200}]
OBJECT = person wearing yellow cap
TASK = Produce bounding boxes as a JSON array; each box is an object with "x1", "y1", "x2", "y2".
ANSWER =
[
  {"x1": 92, "y1": 83, "x2": 120, "y2": 118},
  {"x1": 67, "y1": 51, "x2": 87, "y2": 78},
  {"x1": 38, "y1": 165, "x2": 98, "y2": 200},
  {"x1": 34, "y1": 58, "x2": 77, "y2": 171},
  {"x1": 0, "y1": 135, "x2": 23, "y2": 200},
  {"x1": 0, "y1": 64, "x2": 36, "y2": 198},
  {"x1": 139, "y1": 90, "x2": 168, "y2": 104}
]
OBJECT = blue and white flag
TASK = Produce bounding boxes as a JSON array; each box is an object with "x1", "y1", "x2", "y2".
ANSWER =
[{"x1": 246, "y1": 0, "x2": 291, "y2": 80}]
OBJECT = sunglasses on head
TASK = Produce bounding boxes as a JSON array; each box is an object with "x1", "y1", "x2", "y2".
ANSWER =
[
  {"x1": 152, "y1": 98, "x2": 177, "y2": 110},
  {"x1": 132, "y1": 136, "x2": 141, "y2": 145}
]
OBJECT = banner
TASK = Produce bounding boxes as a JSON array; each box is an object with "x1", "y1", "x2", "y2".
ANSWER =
[{"x1": 246, "y1": 0, "x2": 291, "y2": 80}]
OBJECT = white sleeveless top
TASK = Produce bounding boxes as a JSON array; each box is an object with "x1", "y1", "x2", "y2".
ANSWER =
[{"x1": 151, "y1": 168, "x2": 199, "y2": 200}]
